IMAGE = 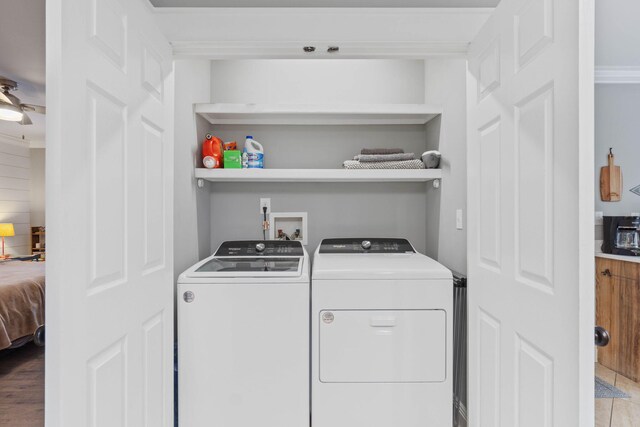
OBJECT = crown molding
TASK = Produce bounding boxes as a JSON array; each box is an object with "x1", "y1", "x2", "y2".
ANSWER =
[{"x1": 595, "y1": 66, "x2": 640, "y2": 84}]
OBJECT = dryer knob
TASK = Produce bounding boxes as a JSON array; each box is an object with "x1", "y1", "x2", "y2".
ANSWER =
[
  {"x1": 361, "y1": 240, "x2": 372, "y2": 250},
  {"x1": 256, "y1": 243, "x2": 266, "y2": 252}
]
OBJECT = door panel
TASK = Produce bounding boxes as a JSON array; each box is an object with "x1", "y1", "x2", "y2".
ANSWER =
[
  {"x1": 467, "y1": 0, "x2": 594, "y2": 426},
  {"x1": 514, "y1": 84, "x2": 555, "y2": 292},
  {"x1": 477, "y1": 308, "x2": 500, "y2": 427},
  {"x1": 46, "y1": 0, "x2": 174, "y2": 425},
  {"x1": 319, "y1": 310, "x2": 446, "y2": 383}
]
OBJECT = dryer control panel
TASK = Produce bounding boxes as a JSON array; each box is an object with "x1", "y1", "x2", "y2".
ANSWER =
[
  {"x1": 319, "y1": 238, "x2": 415, "y2": 254},
  {"x1": 215, "y1": 240, "x2": 304, "y2": 257}
]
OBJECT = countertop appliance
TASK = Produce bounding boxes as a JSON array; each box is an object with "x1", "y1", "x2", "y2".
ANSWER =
[
  {"x1": 602, "y1": 216, "x2": 640, "y2": 256},
  {"x1": 311, "y1": 238, "x2": 453, "y2": 427},
  {"x1": 177, "y1": 240, "x2": 310, "y2": 427}
]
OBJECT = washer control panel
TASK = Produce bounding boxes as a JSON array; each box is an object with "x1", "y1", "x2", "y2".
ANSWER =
[
  {"x1": 319, "y1": 238, "x2": 415, "y2": 254},
  {"x1": 215, "y1": 240, "x2": 304, "y2": 257}
]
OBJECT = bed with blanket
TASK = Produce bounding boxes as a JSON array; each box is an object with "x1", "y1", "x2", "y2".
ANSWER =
[{"x1": 0, "y1": 260, "x2": 45, "y2": 350}]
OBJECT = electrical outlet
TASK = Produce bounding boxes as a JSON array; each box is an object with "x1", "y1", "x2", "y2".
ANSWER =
[
  {"x1": 456, "y1": 209, "x2": 463, "y2": 230},
  {"x1": 260, "y1": 198, "x2": 271, "y2": 214}
]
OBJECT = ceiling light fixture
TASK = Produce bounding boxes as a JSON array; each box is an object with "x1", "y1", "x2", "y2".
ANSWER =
[
  {"x1": 0, "y1": 101, "x2": 23, "y2": 121},
  {"x1": 0, "y1": 77, "x2": 46, "y2": 125},
  {"x1": 0, "y1": 87, "x2": 23, "y2": 122}
]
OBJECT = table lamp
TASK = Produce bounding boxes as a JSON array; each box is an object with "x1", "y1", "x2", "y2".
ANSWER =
[{"x1": 0, "y1": 223, "x2": 15, "y2": 259}]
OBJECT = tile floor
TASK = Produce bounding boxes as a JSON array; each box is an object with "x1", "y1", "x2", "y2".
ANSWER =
[
  {"x1": 0, "y1": 348, "x2": 636, "y2": 427},
  {"x1": 596, "y1": 363, "x2": 640, "y2": 427}
]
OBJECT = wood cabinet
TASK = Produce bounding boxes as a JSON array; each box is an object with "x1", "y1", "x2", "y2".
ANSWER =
[{"x1": 596, "y1": 256, "x2": 640, "y2": 381}]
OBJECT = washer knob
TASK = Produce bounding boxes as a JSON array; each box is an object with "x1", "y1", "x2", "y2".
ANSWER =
[
  {"x1": 183, "y1": 291, "x2": 195, "y2": 303},
  {"x1": 361, "y1": 240, "x2": 372, "y2": 250},
  {"x1": 256, "y1": 243, "x2": 266, "y2": 252}
]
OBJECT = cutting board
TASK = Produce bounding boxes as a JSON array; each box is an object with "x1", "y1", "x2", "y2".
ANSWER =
[{"x1": 600, "y1": 149, "x2": 622, "y2": 202}]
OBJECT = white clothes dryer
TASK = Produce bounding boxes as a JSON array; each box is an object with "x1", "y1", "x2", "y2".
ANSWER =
[
  {"x1": 312, "y1": 238, "x2": 453, "y2": 427},
  {"x1": 178, "y1": 240, "x2": 310, "y2": 427}
]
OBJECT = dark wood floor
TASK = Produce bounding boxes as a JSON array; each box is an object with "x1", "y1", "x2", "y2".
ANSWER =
[{"x1": 0, "y1": 343, "x2": 44, "y2": 426}]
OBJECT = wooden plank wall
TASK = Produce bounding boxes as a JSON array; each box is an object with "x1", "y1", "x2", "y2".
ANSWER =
[{"x1": 0, "y1": 135, "x2": 31, "y2": 256}]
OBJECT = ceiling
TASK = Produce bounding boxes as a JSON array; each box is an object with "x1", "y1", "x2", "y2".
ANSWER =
[
  {"x1": 2, "y1": 0, "x2": 634, "y2": 145},
  {"x1": 0, "y1": 0, "x2": 46, "y2": 146},
  {"x1": 150, "y1": 0, "x2": 499, "y2": 7},
  {"x1": 0, "y1": 0, "x2": 497, "y2": 146}
]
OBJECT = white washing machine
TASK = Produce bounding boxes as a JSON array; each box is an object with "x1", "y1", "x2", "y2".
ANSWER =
[
  {"x1": 178, "y1": 240, "x2": 310, "y2": 427},
  {"x1": 312, "y1": 238, "x2": 453, "y2": 427}
]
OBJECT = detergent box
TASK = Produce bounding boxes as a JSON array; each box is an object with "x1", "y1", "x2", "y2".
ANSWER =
[{"x1": 223, "y1": 150, "x2": 242, "y2": 169}]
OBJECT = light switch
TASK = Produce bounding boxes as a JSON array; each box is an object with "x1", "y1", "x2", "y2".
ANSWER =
[
  {"x1": 595, "y1": 211, "x2": 604, "y2": 225},
  {"x1": 456, "y1": 209, "x2": 463, "y2": 230}
]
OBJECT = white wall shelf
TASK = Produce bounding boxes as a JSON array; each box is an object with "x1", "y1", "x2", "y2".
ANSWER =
[
  {"x1": 195, "y1": 168, "x2": 442, "y2": 183},
  {"x1": 194, "y1": 103, "x2": 442, "y2": 125}
]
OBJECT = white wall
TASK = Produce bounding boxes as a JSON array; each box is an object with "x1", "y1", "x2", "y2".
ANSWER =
[
  {"x1": 174, "y1": 60, "x2": 213, "y2": 284},
  {"x1": 595, "y1": 0, "x2": 640, "y2": 67},
  {"x1": 424, "y1": 58, "x2": 468, "y2": 274},
  {"x1": 207, "y1": 59, "x2": 436, "y2": 253},
  {"x1": 211, "y1": 59, "x2": 425, "y2": 104},
  {"x1": 30, "y1": 148, "x2": 45, "y2": 226},
  {"x1": 0, "y1": 136, "x2": 31, "y2": 255},
  {"x1": 594, "y1": 84, "x2": 640, "y2": 217},
  {"x1": 593, "y1": 1, "x2": 640, "y2": 239},
  {"x1": 211, "y1": 182, "x2": 431, "y2": 253},
  {"x1": 155, "y1": 8, "x2": 491, "y2": 47}
]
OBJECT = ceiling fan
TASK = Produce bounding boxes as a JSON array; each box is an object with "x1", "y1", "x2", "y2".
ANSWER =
[{"x1": 0, "y1": 77, "x2": 46, "y2": 125}]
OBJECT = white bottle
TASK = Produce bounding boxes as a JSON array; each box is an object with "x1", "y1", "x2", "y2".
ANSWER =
[
  {"x1": 242, "y1": 148, "x2": 249, "y2": 169},
  {"x1": 245, "y1": 136, "x2": 264, "y2": 169}
]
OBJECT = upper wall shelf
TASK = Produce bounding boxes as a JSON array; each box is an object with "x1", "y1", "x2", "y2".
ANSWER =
[
  {"x1": 195, "y1": 168, "x2": 442, "y2": 183},
  {"x1": 194, "y1": 103, "x2": 442, "y2": 125}
]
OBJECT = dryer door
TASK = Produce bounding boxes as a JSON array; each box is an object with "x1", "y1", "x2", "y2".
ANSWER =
[{"x1": 319, "y1": 309, "x2": 446, "y2": 383}]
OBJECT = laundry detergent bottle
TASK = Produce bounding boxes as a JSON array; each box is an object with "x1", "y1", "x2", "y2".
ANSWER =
[
  {"x1": 202, "y1": 134, "x2": 224, "y2": 169},
  {"x1": 244, "y1": 136, "x2": 264, "y2": 169}
]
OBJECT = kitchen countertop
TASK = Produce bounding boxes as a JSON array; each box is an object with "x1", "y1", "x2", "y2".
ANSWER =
[
  {"x1": 595, "y1": 252, "x2": 640, "y2": 264},
  {"x1": 595, "y1": 239, "x2": 640, "y2": 264}
]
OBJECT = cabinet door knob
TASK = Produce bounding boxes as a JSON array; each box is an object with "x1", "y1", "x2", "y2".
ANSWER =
[{"x1": 595, "y1": 326, "x2": 610, "y2": 347}]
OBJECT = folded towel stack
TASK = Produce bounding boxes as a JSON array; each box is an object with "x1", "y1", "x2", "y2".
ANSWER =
[
  {"x1": 360, "y1": 148, "x2": 405, "y2": 155},
  {"x1": 354, "y1": 153, "x2": 416, "y2": 162},
  {"x1": 343, "y1": 148, "x2": 424, "y2": 170},
  {"x1": 343, "y1": 159, "x2": 425, "y2": 170}
]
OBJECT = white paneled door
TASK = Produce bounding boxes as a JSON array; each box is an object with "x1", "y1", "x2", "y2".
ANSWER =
[
  {"x1": 467, "y1": 0, "x2": 594, "y2": 426},
  {"x1": 46, "y1": 0, "x2": 174, "y2": 425}
]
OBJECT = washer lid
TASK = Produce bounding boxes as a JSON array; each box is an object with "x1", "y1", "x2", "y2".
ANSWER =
[
  {"x1": 196, "y1": 257, "x2": 301, "y2": 273},
  {"x1": 181, "y1": 240, "x2": 307, "y2": 279}
]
